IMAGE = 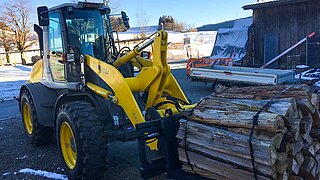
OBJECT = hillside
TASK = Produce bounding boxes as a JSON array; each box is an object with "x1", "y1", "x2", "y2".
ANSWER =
[{"x1": 197, "y1": 17, "x2": 252, "y2": 31}]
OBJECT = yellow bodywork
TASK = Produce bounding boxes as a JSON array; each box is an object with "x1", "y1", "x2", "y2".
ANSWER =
[
  {"x1": 86, "y1": 31, "x2": 195, "y2": 150},
  {"x1": 28, "y1": 59, "x2": 43, "y2": 83}
]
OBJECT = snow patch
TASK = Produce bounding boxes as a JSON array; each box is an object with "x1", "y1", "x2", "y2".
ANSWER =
[
  {"x1": 18, "y1": 168, "x2": 68, "y2": 180},
  {"x1": 16, "y1": 155, "x2": 28, "y2": 160},
  {"x1": 0, "y1": 65, "x2": 31, "y2": 101},
  {"x1": 2, "y1": 172, "x2": 10, "y2": 176},
  {"x1": 169, "y1": 63, "x2": 186, "y2": 70}
]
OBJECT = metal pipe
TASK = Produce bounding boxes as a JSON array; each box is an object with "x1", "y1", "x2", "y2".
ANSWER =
[{"x1": 137, "y1": 39, "x2": 154, "y2": 52}]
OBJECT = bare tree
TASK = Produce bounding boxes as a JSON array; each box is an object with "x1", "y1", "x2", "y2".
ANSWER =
[
  {"x1": 0, "y1": 22, "x2": 15, "y2": 64},
  {"x1": 2, "y1": 0, "x2": 34, "y2": 65},
  {"x1": 135, "y1": 9, "x2": 150, "y2": 38}
]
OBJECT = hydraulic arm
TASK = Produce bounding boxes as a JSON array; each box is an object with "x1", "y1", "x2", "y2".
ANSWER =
[{"x1": 86, "y1": 30, "x2": 194, "y2": 128}]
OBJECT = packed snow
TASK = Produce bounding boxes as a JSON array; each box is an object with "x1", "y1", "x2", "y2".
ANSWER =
[
  {"x1": 2, "y1": 172, "x2": 10, "y2": 176},
  {"x1": 0, "y1": 61, "x2": 187, "y2": 102},
  {"x1": 16, "y1": 155, "x2": 28, "y2": 160},
  {"x1": 118, "y1": 29, "x2": 217, "y2": 59},
  {"x1": 17, "y1": 168, "x2": 68, "y2": 180},
  {"x1": 0, "y1": 65, "x2": 31, "y2": 101}
]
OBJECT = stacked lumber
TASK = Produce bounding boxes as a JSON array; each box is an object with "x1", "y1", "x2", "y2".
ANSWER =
[{"x1": 178, "y1": 85, "x2": 320, "y2": 180}]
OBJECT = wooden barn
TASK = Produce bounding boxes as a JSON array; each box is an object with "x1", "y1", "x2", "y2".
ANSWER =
[{"x1": 243, "y1": 0, "x2": 320, "y2": 68}]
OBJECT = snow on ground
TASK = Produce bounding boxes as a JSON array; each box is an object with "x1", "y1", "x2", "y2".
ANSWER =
[
  {"x1": 118, "y1": 29, "x2": 217, "y2": 60},
  {"x1": 0, "y1": 62, "x2": 186, "y2": 102},
  {"x1": 17, "y1": 168, "x2": 68, "y2": 180},
  {"x1": 0, "y1": 65, "x2": 31, "y2": 101}
]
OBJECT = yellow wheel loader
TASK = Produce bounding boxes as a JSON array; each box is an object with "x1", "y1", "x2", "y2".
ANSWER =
[{"x1": 19, "y1": 2, "x2": 195, "y2": 179}]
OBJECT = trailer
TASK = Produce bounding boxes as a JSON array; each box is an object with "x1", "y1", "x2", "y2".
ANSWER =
[{"x1": 189, "y1": 65, "x2": 295, "y2": 92}]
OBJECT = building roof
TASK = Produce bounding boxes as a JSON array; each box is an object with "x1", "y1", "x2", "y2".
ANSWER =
[{"x1": 243, "y1": 0, "x2": 310, "y2": 10}]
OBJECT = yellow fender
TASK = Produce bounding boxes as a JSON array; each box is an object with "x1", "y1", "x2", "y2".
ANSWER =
[
  {"x1": 28, "y1": 60, "x2": 43, "y2": 83},
  {"x1": 85, "y1": 55, "x2": 145, "y2": 126}
]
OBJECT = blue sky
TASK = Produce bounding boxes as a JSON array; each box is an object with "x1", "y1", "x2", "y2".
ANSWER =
[{"x1": 8, "y1": 0, "x2": 254, "y2": 27}]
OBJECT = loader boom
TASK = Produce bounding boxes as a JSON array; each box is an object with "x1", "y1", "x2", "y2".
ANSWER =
[{"x1": 85, "y1": 30, "x2": 193, "y2": 128}]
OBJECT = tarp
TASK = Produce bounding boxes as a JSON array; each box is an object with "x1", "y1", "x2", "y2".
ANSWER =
[{"x1": 210, "y1": 17, "x2": 253, "y2": 64}]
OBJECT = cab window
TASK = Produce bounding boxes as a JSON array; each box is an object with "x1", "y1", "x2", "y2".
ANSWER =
[{"x1": 48, "y1": 12, "x2": 65, "y2": 81}]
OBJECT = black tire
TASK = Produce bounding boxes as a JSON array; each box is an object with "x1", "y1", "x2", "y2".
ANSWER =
[
  {"x1": 20, "y1": 90, "x2": 53, "y2": 146},
  {"x1": 56, "y1": 101, "x2": 108, "y2": 179},
  {"x1": 212, "y1": 82, "x2": 226, "y2": 93}
]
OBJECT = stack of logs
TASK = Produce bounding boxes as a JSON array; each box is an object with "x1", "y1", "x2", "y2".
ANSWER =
[{"x1": 178, "y1": 85, "x2": 320, "y2": 180}]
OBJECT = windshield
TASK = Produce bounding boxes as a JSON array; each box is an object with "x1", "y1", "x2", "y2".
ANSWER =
[{"x1": 64, "y1": 9, "x2": 107, "y2": 61}]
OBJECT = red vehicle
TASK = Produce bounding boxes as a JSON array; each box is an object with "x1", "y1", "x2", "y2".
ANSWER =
[{"x1": 186, "y1": 57, "x2": 233, "y2": 76}]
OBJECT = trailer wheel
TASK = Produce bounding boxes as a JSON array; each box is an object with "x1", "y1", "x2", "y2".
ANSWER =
[
  {"x1": 20, "y1": 90, "x2": 53, "y2": 146},
  {"x1": 56, "y1": 101, "x2": 108, "y2": 179},
  {"x1": 212, "y1": 82, "x2": 226, "y2": 93}
]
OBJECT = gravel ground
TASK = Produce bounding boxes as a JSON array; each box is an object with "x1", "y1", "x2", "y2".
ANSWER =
[{"x1": 0, "y1": 68, "x2": 212, "y2": 179}]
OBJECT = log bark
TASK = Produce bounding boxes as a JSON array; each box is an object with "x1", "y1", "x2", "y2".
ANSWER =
[
  {"x1": 178, "y1": 121, "x2": 277, "y2": 167},
  {"x1": 192, "y1": 105, "x2": 285, "y2": 133},
  {"x1": 178, "y1": 149, "x2": 271, "y2": 180},
  {"x1": 213, "y1": 85, "x2": 308, "y2": 100},
  {"x1": 181, "y1": 85, "x2": 320, "y2": 179},
  {"x1": 311, "y1": 93, "x2": 320, "y2": 109},
  {"x1": 287, "y1": 158, "x2": 300, "y2": 175},
  {"x1": 299, "y1": 156, "x2": 317, "y2": 179}
]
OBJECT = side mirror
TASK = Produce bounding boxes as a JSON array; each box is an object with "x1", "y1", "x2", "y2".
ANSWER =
[
  {"x1": 37, "y1": 6, "x2": 49, "y2": 26},
  {"x1": 121, "y1": 11, "x2": 130, "y2": 29},
  {"x1": 34, "y1": 24, "x2": 43, "y2": 58}
]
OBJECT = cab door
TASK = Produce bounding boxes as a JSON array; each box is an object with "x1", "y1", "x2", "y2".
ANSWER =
[{"x1": 48, "y1": 11, "x2": 66, "y2": 82}]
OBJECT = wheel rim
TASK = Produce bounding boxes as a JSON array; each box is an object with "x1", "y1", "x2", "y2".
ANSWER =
[
  {"x1": 22, "y1": 102, "x2": 33, "y2": 134},
  {"x1": 60, "y1": 122, "x2": 77, "y2": 170}
]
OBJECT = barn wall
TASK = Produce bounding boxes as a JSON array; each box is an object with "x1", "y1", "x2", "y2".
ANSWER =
[{"x1": 253, "y1": 0, "x2": 320, "y2": 67}]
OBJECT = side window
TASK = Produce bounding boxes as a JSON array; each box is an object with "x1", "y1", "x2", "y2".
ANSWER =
[{"x1": 48, "y1": 12, "x2": 65, "y2": 81}]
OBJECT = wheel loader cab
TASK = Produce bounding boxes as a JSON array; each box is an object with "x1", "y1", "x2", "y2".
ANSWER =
[{"x1": 37, "y1": 3, "x2": 115, "y2": 85}]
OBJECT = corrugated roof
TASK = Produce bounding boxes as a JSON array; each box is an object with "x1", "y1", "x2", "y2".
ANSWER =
[{"x1": 243, "y1": 0, "x2": 310, "y2": 10}]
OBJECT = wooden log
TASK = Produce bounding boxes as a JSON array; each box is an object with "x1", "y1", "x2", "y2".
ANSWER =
[
  {"x1": 181, "y1": 164, "x2": 227, "y2": 180},
  {"x1": 192, "y1": 108, "x2": 285, "y2": 133},
  {"x1": 279, "y1": 141, "x2": 293, "y2": 153},
  {"x1": 294, "y1": 152, "x2": 305, "y2": 166},
  {"x1": 311, "y1": 109, "x2": 320, "y2": 127},
  {"x1": 276, "y1": 153, "x2": 288, "y2": 174},
  {"x1": 288, "y1": 174, "x2": 303, "y2": 180},
  {"x1": 302, "y1": 145, "x2": 315, "y2": 156},
  {"x1": 315, "y1": 154, "x2": 320, "y2": 175},
  {"x1": 283, "y1": 129, "x2": 296, "y2": 143},
  {"x1": 177, "y1": 122, "x2": 277, "y2": 167},
  {"x1": 302, "y1": 133, "x2": 313, "y2": 145},
  {"x1": 311, "y1": 93, "x2": 320, "y2": 109},
  {"x1": 179, "y1": 140, "x2": 276, "y2": 177},
  {"x1": 300, "y1": 117, "x2": 313, "y2": 134},
  {"x1": 213, "y1": 85, "x2": 308, "y2": 100},
  {"x1": 297, "y1": 99, "x2": 315, "y2": 115},
  {"x1": 287, "y1": 157, "x2": 300, "y2": 175},
  {"x1": 310, "y1": 127, "x2": 320, "y2": 140},
  {"x1": 227, "y1": 128, "x2": 284, "y2": 149},
  {"x1": 277, "y1": 170, "x2": 288, "y2": 180},
  {"x1": 291, "y1": 118, "x2": 301, "y2": 140},
  {"x1": 198, "y1": 97, "x2": 292, "y2": 117},
  {"x1": 299, "y1": 156, "x2": 317, "y2": 179},
  {"x1": 289, "y1": 141, "x2": 303, "y2": 156},
  {"x1": 178, "y1": 148, "x2": 271, "y2": 180},
  {"x1": 313, "y1": 141, "x2": 320, "y2": 153}
]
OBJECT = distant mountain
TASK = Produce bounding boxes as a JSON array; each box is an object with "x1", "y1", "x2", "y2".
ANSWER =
[{"x1": 197, "y1": 17, "x2": 252, "y2": 31}]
